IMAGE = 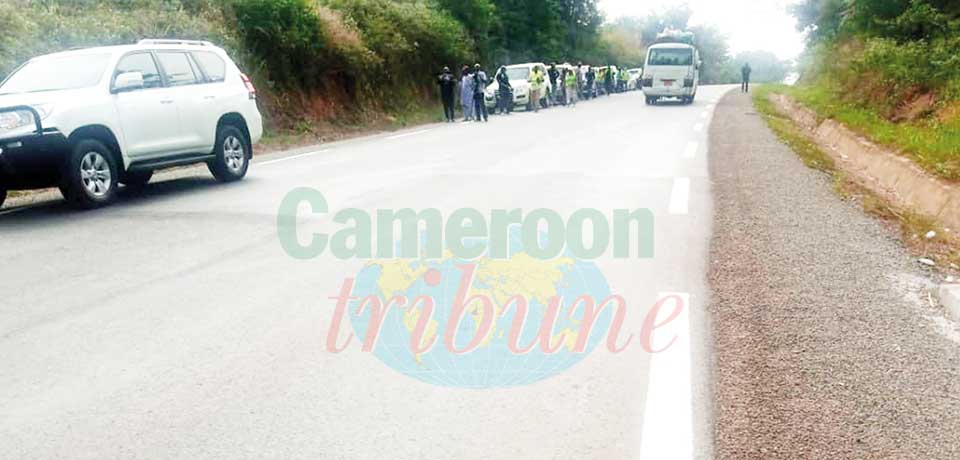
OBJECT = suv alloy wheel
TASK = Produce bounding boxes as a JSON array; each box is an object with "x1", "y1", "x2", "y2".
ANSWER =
[
  {"x1": 208, "y1": 125, "x2": 249, "y2": 182},
  {"x1": 61, "y1": 139, "x2": 118, "y2": 209}
]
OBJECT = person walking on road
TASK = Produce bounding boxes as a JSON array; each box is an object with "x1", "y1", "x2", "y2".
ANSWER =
[
  {"x1": 530, "y1": 66, "x2": 546, "y2": 113},
  {"x1": 460, "y1": 66, "x2": 475, "y2": 122},
  {"x1": 741, "y1": 62, "x2": 752, "y2": 93},
  {"x1": 437, "y1": 66, "x2": 456, "y2": 123},
  {"x1": 496, "y1": 66, "x2": 512, "y2": 115},
  {"x1": 472, "y1": 64, "x2": 489, "y2": 122}
]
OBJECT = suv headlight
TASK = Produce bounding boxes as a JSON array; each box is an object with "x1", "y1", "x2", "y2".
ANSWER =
[{"x1": 0, "y1": 108, "x2": 39, "y2": 132}]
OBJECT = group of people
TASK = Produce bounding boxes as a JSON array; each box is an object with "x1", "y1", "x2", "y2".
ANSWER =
[
  {"x1": 437, "y1": 62, "x2": 638, "y2": 123},
  {"x1": 437, "y1": 64, "x2": 489, "y2": 123}
]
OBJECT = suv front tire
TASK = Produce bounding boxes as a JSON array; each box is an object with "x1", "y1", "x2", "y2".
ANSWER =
[
  {"x1": 61, "y1": 139, "x2": 118, "y2": 209},
  {"x1": 208, "y1": 124, "x2": 249, "y2": 182}
]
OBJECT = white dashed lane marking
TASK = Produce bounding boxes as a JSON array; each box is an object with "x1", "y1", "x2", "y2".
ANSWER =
[
  {"x1": 682, "y1": 141, "x2": 698, "y2": 159},
  {"x1": 639, "y1": 292, "x2": 693, "y2": 460},
  {"x1": 668, "y1": 177, "x2": 690, "y2": 215}
]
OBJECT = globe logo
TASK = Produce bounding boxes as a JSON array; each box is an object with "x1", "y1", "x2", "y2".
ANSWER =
[{"x1": 347, "y1": 230, "x2": 613, "y2": 389}]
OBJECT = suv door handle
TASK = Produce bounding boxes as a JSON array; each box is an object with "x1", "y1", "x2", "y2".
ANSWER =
[
  {"x1": 160, "y1": 99, "x2": 174, "y2": 104},
  {"x1": 203, "y1": 95, "x2": 216, "y2": 100}
]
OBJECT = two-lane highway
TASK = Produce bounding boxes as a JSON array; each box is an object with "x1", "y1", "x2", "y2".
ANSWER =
[{"x1": 0, "y1": 87, "x2": 733, "y2": 459}]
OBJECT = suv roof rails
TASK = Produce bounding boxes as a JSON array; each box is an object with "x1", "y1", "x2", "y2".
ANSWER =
[{"x1": 138, "y1": 39, "x2": 214, "y2": 47}]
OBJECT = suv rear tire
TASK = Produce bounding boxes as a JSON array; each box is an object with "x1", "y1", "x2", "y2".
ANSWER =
[
  {"x1": 208, "y1": 125, "x2": 249, "y2": 182},
  {"x1": 61, "y1": 139, "x2": 118, "y2": 209}
]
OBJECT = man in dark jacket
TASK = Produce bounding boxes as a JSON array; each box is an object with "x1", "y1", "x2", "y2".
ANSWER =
[
  {"x1": 437, "y1": 66, "x2": 456, "y2": 122},
  {"x1": 585, "y1": 67, "x2": 596, "y2": 99},
  {"x1": 548, "y1": 63, "x2": 560, "y2": 104},
  {"x1": 741, "y1": 62, "x2": 752, "y2": 93},
  {"x1": 496, "y1": 66, "x2": 512, "y2": 115},
  {"x1": 472, "y1": 63, "x2": 489, "y2": 122}
]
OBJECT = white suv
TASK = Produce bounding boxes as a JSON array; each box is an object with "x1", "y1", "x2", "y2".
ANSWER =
[{"x1": 0, "y1": 39, "x2": 263, "y2": 209}]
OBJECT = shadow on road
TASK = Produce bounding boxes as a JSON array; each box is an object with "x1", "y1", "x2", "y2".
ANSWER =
[{"x1": 0, "y1": 175, "x2": 257, "y2": 226}]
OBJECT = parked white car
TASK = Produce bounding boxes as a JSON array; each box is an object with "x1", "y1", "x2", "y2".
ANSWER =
[
  {"x1": 641, "y1": 43, "x2": 701, "y2": 105},
  {"x1": 0, "y1": 39, "x2": 263, "y2": 209},
  {"x1": 485, "y1": 63, "x2": 550, "y2": 111}
]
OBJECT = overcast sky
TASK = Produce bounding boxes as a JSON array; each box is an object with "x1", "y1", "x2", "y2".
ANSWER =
[{"x1": 599, "y1": 0, "x2": 806, "y2": 60}]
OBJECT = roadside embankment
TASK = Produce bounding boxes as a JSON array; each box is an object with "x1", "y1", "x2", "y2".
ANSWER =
[{"x1": 770, "y1": 93, "x2": 960, "y2": 234}]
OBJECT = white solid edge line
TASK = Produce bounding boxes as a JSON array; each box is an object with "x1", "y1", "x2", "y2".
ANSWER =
[
  {"x1": 668, "y1": 177, "x2": 691, "y2": 215},
  {"x1": 639, "y1": 292, "x2": 693, "y2": 460},
  {"x1": 682, "y1": 141, "x2": 698, "y2": 159},
  {"x1": 258, "y1": 149, "x2": 331, "y2": 166},
  {"x1": 693, "y1": 122, "x2": 704, "y2": 132},
  {"x1": 387, "y1": 128, "x2": 433, "y2": 140}
]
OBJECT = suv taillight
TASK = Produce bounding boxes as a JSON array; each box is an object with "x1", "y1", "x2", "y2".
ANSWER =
[
  {"x1": 240, "y1": 73, "x2": 256, "y2": 99},
  {"x1": 642, "y1": 78, "x2": 653, "y2": 87},
  {"x1": 683, "y1": 78, "x2": 694, "y2": 88}
]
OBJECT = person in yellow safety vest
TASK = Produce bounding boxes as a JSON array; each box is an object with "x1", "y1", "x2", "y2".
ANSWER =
[
  {"x1": 618, "y1": 67, "x2": 629, "y2": 92},
  {"x1": 564, "y1": 69, "x2": 578, "y2": 106},
  {"x1": 529, "y1": 66, "x2": 545, "y2": 113}
]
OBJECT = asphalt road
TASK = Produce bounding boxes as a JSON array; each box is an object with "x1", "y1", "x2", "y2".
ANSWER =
[{"x1": 0, "y1": 87, "x2": 733, "y2": 459}]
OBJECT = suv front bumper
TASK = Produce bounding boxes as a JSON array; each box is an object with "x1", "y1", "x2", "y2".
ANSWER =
[
  {"x1": 0, "y1": 131, "x2": 71, "y2": 190},
  {"x1": 0, "y1": 105, "x2": 71, "y2": 190}
]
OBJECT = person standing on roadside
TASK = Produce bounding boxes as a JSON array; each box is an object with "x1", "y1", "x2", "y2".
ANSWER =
[
  {"x1": 472, "y1": 63, "x2": 489, "y2": 122},
  {"x1": 437, "y1": 66, "x2": 456, "y2": 123},
  {"x1": 585, "y1": 67, "x2": 595, "y2": 99},
  {"x1": 530, "y1": 65, "x2": 545, "y2": 113},
  {"x1": 460, "y1": 66, "x2": 475, "y2": 122},
  {"x1": 564, "y1": 68, "x2": 578, "y2": 107},
  {"x1": 741, "y1": 62, "x2": 752, "y2": 93},
  {"x1": 603, "y1": 66, "x2": 614, "y2": 96},
  {"x1": 496, "y1": 66, "x2": 512, "y2": 115},
  {"x1": 548, "y1": 63, "x2": 560, "y2": 105}
]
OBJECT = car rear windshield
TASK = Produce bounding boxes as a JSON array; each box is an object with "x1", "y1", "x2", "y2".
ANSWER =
[
  {"x1": 0, "y1": 54, "x2": 111, "y2": 95},
  {"x1": 506, "y1": 67, "x2": 531, "y2": 81},
  {"x1": 647, "y1": 48, "x2": 693, "y2": 66}
]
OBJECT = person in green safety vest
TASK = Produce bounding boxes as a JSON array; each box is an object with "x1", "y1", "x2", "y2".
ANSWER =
[
  {"x1": 529, "y1": 66, "x2": 545, "y2": 113},
  {"x1": 618, "y1": 67, "x2": 629, "y2": 93},
  {"x1": 564, "y1": 68, "x2": 578, "y2": 106}
]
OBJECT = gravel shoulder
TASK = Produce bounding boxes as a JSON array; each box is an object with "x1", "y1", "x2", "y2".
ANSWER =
[{"x1": 709, "y1": 91, "x2": 960, "y2": 459}]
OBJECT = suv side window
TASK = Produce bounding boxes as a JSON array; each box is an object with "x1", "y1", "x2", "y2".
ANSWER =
[
  {"x1": 155, "y1": 52, "x2": 199, "y2": 87},
  {"x1": 113, "y1": 52, "x2": 163, "y2": 89},
  {"x1": 191, "y1": 51, "x2": 226, "y2": 83}
]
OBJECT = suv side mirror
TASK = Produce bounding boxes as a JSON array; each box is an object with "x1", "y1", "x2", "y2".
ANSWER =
[{"x1": 113, "y1": 72, "x2": 145, "y2": 93}]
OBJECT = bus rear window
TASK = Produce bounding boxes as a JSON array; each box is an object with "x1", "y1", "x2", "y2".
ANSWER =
[{"x1": 647, "y1": 49, "x2": 693, "y2": 66}]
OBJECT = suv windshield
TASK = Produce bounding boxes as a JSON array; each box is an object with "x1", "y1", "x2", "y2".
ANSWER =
[
  {"x1": 0, "y1": 54, "x2": 110, "y2": 95},
  {"x1": 506, "y1": 67, "x2": 531, "y2": 81},
  {"x1": 647, "y1": 48, "x2": 693, "y2": 66}
]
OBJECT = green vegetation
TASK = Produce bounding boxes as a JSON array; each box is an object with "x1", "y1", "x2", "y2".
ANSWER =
[
  {"x1": 752, "y1": 85, "x2": 835, "y2": 173},
  {"x1": 789, "y1": 0, "x2": 960, "y2": 180},
  {"x1": 754, "y1": 84, "x2": 959, "y2": 268}
]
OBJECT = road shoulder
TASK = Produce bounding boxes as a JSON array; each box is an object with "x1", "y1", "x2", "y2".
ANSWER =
[{"x1": 708, "y1": 91, "x2": 960, "y2": 459}]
